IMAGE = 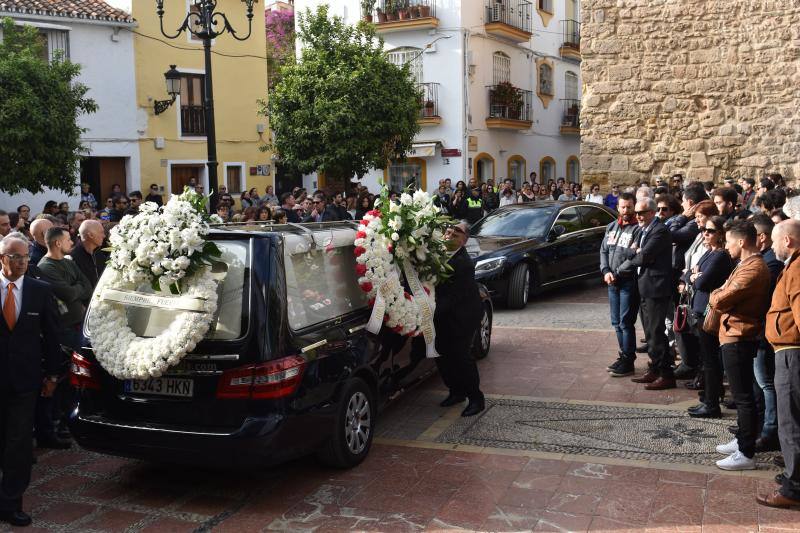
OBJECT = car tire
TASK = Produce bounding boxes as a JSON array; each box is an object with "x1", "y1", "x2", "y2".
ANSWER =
[
  {"x1": 472, "y1": 304, "x2": 492, "y2": 360},
  {"x1": 506, "y1": 263, "x2": 530, "y2": 309},
  {"x1": 316, "y1": 377, "x2": 374, "y2": 469}
]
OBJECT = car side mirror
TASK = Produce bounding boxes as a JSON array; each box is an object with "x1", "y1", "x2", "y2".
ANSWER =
[{"x1": 548, "y1": 224, "x2": 566, "y2": 241}]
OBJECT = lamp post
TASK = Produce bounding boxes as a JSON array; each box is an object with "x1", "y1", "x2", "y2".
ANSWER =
[
  {"x1": 155, "y1": 0, "x2": 257, "y2": 211},
  {"x1": 153, "y1": 65, "x2": 182, "y2": 115}
]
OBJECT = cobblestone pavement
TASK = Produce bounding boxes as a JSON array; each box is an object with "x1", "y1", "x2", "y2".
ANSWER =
[{"x1": 5, "y1": 281, "x2": 798, "y2": 532}]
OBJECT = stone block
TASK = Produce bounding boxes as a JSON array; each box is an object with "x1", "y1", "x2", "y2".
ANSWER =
[
  {"x1": 690, "y1": 152, "x2": 708, "y2": 166},
  {"x1": 682, "y1": 139, "x2": 706, "y2": 151},
  {"x1": 738, "y1": 155, "x2": 770, "y2": 167},
  {"x1": 608, "y1": 65, "x2": 633, "y2": 81},
  {"x1": 631, "y1": 154, "x2": 655, "y2": 172},
  {"x1": 687, "y1": 167, "x2": 716, "y2": 181},
  {"x1": 611, "y1": 155, "x2": 629, "y2": 171}
]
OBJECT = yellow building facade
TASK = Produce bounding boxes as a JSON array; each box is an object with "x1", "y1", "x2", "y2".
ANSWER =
[{"x1": 132, "y1": 0, "x2": 271, "y2": 202}]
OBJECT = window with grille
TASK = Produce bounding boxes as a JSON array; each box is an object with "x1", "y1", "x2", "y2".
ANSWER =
[
  {"x1": 388, "y1": 161, "x2": 424, "y2": 193},
  {"x1": 539, "y1": 0, "x2": 553, "y2": 12},
  {"x1": 565, "y1": 71, "x2": 579, "y2": 100},
  {"x1": 539, "y1": 63, "x2": 553, "y2": 95},
  {"x1": 189, "y1": 3, "x2": 203, "y2": 41},
  {"x1": 492, "y1": 52, "x2": 511, "y2": 85},
  {"x1": 180, "y1": 73, "x2": 206, "y2": 136},
  {"x1": 567, "y1": 158, "x2": 580, "y2": 182},
  {"x1": 540, "y1": 159, "x2": 554, "y2": 182},
  {"x1": 387, "y1": 47, "x2": 423, "y2": 84},
  {"x1": 509, "y1": 159, "x2": 524, "y2": 188},
  {"x1": 226, "y1": 165, "x2": 243, "y2": 194}
]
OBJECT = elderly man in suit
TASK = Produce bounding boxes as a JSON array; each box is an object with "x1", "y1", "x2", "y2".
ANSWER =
[
  {"x1": 435, "y1": 222, "x2": 485, "y2": 417},
  {"x1": 618, "y1": 198, "x2": 676, "y2": 390},
  {"x1": 0, "y1": 235, "x2": 62, "y2": 527}
]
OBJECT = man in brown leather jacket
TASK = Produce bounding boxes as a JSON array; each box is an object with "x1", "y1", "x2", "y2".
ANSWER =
[
  {"x1": 761, "y1": 220, "x2": 800, "y2": 509},
  {"x1": 709, "y1": 220, "x2": 770, "y2": 471}
]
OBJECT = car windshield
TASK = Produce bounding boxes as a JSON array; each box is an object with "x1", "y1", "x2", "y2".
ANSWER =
[
  {"x1": 86, "y1": 240, "x2": 249, "y2": 341},
  {"x1": 471, "y1": 206, "x2": 557, "y2": 238}
]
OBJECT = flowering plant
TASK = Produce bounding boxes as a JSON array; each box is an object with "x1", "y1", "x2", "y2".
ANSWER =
[
  {"x1": 108, "y1": 187, "x2": 221, "y2": 293},
  {"x1": 353, "y1": 186, "x2": 451, "y2": 339}
]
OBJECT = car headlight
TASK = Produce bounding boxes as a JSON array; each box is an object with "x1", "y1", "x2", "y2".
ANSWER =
[{"x1": 475, "y1": 256, "x2": 507, "y2": 273}]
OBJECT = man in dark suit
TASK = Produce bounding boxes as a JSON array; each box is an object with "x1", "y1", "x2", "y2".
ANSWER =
[
  {"x1": 435, "y1": 222, "x2": 485, "y2": 417},
  {"x1": 0, "y1": 236, "x2": 62, "y2": 527},
  {"x1": 618, "y1": 198, "x2": 676, "y2": 390}
]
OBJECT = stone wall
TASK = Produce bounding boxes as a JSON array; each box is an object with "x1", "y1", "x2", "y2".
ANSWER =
[{"x1": 581, "y1": 0, "x2": 800, "y2": 186}]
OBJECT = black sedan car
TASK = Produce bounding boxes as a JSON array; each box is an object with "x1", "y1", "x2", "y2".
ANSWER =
[{"x1": 468, "y1": 201, "x2": 617, "y2": 309}]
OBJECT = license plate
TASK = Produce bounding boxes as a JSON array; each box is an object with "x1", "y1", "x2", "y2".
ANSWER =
[{"x1": 124, "y1": 377, "x2": 194, "y2": 398}]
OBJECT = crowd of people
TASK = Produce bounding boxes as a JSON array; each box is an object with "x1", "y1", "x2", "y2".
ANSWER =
[{"x1": 600, "y1": 172, "x2": 800, "y2": 509}]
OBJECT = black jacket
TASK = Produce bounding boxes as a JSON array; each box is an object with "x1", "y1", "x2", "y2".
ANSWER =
[
  {"x1": 434, "y1": 247, "x2": 482, "y2": 354},
  {"x1": 683, "y1": 249, "x2": 733, "y2": 315},
  {"x1": 37, "y1": 257, "x2": 93, "y2": 328},
  {"x1": 618, "y1": 218, "x2": 673, "y2": 299},
  {"x1": 0, "y1": 276, "x2": 62, "y2": 393},
  {"x1": 284, "y1": 207, "x2": 301, "y2": 223},
  {"x1": 30, "y1": 242, "x2": 47, "y2": 266},
  {"x1": 70, "y1": 241, "x2": 108, "y2": 288},
  {"x1": 669, "y1": 216, "x2": 699, "y2": 272}
]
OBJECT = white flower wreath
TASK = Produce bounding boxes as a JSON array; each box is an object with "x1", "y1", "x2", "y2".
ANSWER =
[{"x1": 89, "y1": 189, "x2": 222, "y2": 380}]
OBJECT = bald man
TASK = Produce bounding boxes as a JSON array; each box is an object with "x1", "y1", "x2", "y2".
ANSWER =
[
  {"x1": 29, "y1": 219, "x2": 52, "y2": 266},
  {"x1": 70, "y1": 220, "x2": 107, "y2": 288},
  {"x1": 761, "y1": 220, "x2": 800, "y2": 509}
]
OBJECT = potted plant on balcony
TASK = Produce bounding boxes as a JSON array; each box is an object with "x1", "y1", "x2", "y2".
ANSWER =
[
  {"x1": 361, "y1": 0, "x2": 376, "y2": 22},
  {"x1": 409, "y1": 3, "x2": 420, "y2": 18},
  {"x1": 424, "y1": 99, "x2": 435, "y2": 117},
  {"x1": 385, "y1": 0, "x2": 398, "y2": 21},
  {"x1": 493, "y1": 81, "x2": 524, "y2": 120},
  {"x1": 396, "y1": 0, "x2": 410, "y2": 20},
  {"x1": 376, "y1": 5, "x2": 387, "y2": 22},
  {"x1": 418, "y1": 2, "x2": 431, "y2": 17}
]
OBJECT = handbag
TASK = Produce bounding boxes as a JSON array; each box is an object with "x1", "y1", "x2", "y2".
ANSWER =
[
  {"x1": 702, "y1": 303, "x2": 722, "y2": 335},
  {"x1": 673, "y1": 292, "x2": 690, "y2": 333}
]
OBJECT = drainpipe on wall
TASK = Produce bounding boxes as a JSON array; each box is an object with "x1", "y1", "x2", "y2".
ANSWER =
[{"x1": 462, "y1": 28, "x2": 470, "y2": 183}]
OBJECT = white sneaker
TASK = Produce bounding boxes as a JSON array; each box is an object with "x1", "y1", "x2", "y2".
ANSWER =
[
  {"x1": 716, "y1": 451, "x2": 756, "y2": 471},
  {"x1": 716, "y1": 438, "x2": 739, "y2": 455}
]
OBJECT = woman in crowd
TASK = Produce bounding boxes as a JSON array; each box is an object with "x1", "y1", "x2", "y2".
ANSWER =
[
  {"x1": 256, "y1": 206, "x2": 272, "y2": 222},
  {"x1": 684, "y1": 215, "x2": 733, "y2": 418},
  {"x1": 110, "y1": 184, "x2": 123, "y2": 199},
  {"x1": 571, "y1": 182, "x2": 583, "y2": 200},
  {"x1": 450, "y1": 189, "x2": 467, "y2": 220},
  {"x1": 558, "y1": 185, "x2": 577, "y2": 202},
  {"x1": 455, "y1": 181, "x2": 467, "y2": 195},
  {"x1": 240, "y1": 190, "x2": 256, "y2": 210},
  {"x1": 355, "y1": 195, "x2": 372, "y2": 220},
  {"x1": 549, "y1": 182, "x2": 560, "y2": 200},
  {"x1": 586, "y1": 184, "x2": 604, "y2": 204},
  {"x1": 518, "y1": 182, "x2": 536, "y2": 203},
  {"x1": 240, "y1": 207, "x2": 258, "y2": 222},
  {"x1": 262, "y1": 186, "x2": 278, "y2": 206},
  {"x1": 273, "y1": 210, "x2": 287, "y2": 224}
]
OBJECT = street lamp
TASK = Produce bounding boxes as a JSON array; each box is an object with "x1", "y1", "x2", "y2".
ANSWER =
[
  {"x1": 154, "y1": 0, "x2": 257, "y2": 211},
  {"x1": 153, "y1": 65, "x2": 181, "y2": 115}
]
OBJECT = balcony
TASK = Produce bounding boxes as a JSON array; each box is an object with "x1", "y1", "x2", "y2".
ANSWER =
[
  {"x1": 181, "y1": 105, "x2": 206, "y2": 136},
  {"x1": 370, "y1": 0, "x2": 438, "y2": 33},
  {"x1": 418, "y1": 82, "x2": 441, "y2": 126},
  {"x1": 560, "y1": 99, "x2": 580, "y2": 135},
  {"x1": 559, "y1": 19, "x2": 581, "y2": 61},
  {"x1": 486, "y1": 84, "x2": 533, "y2": 130},
  {"x1": 484, "y1": 0, "x2": 532, "y2": 43}
]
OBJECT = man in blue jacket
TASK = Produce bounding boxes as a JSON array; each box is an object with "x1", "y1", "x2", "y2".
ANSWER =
[
  {"x1": 600, "y1": 192, "x2": 641, "y2": 376},
  {"x1": 0, "y1": 236, "x2": 62, "y2": 527},
  {"x1": 618, "y1": 198, "x2": 676, "y2": 390}
]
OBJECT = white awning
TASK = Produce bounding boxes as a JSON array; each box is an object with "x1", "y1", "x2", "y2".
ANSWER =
[{"x1": 408, "y1": 142, "x2": 438, "y2": 158}]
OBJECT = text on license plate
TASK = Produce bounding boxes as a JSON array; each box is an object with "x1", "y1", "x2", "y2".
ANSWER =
[{"x1": 124, "y1": 378, "x2": 193, "y2": 398}]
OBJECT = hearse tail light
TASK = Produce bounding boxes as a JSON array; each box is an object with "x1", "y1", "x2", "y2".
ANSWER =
[
  {"x1": 69, "y1": 351, "x2": 101, "y2": 390},
  {"x1": 216, "y1": 355, "x2": 306, "y2": 400}
]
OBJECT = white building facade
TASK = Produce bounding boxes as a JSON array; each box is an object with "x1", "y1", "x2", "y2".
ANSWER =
[
  {"x1": 293, "y1": 0, "x2": 582, "y2": 194},
  {"x1": 0, "y1": 1, "x2": 139, "y2": 214}
]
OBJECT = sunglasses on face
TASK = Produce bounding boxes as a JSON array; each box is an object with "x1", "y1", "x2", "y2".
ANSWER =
[
  {"x1": 703, "y1": 228, "x2": 718, "y2": 234},
  {"x1": 657, "y1": 207, "x2": 670, "y2": 212},
  {"x1": 634, "y1": 210, "x2": 652, "y2": 215}
]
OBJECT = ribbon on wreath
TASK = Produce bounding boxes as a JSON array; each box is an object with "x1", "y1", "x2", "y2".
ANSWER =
[
  {"x1": 366, "y1": 270, "x2": 402, "y2": 335},
  {"x1": 402, "y1": 262, "x2": 438, "y2": 358}
]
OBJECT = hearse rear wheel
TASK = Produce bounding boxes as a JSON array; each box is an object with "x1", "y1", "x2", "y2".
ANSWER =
[
  {"x1": 472, "y1": 304, "x2": 492, "y2": 361},
  {"x1": 317, "y1": 377, "x2": 374, "y2": 469}
]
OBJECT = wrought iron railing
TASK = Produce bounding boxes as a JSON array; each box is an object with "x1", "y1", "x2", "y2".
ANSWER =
[
  {"x1": 181, "y1": 105, "x2": 206, "y2": 136},
  {"x1": 418, "y1": 82, "x2": 440, "y2": 119},
  {"x1": 373, "y1": 0, "x2": 436, "y2": 23},
  {"x1": 561, "y1": 19, "x2": 580, "y2": 50},
  {"x1": 484, "y1": 0, "x2": 532, "y2": 34},
  {"x1": 488, "y1": 85, "x2": 533, "y2": 122},
  {"x1": 561, "y1": 98, "x2": 580, "y2": 128}
]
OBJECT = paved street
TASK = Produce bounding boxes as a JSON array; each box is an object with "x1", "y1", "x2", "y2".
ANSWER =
[{"x1": 7, "y1": 280, "x2": 797, "y2": 532}]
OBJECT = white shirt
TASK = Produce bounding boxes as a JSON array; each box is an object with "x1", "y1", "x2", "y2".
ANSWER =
[
  {"x1": 0, "y1": 273, "x2": 23, "y2": 323},
  {"x1": 499, "y1": 194, "x2": 517, "y2": 207},
  {"x1": 587, "y1": 193, "x2": 604, "y2": 204}
]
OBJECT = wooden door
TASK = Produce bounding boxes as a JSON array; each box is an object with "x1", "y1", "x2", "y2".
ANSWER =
[
  {"x1": 171, "y1": 165, "x2": 204, "y2": 195},
  {"x1": 98, "y1": 157, "x2": 127, "y2": 201}
]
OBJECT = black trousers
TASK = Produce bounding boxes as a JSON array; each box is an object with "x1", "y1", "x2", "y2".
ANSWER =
[
  {"x1": 694, "y1": 323, "x2": 723, "y2": 407},
  {"x1": 0, "y1": 390, "x2": 37, "y2": 512},
  {"x1": 675, "y1": 328, "x2": 701, "y2": 369},
  {"x1": 776, "y1": 349, "x2": 800, "y2": 499},
  {"x1": 640, "y1": 297, "x2": 672, "y2": 377},
  {"x1": 436, "y1": 341, "x2": 483, "y2": 402},
  {"x1": 721, "y1": 341, "x2": 759, "y2": 458}
]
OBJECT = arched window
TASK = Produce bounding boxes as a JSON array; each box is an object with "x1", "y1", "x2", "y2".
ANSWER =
[
  {"x1": 387, "y1": 47, "x2": 423, "y2": 84},
  {"x1": 566, "y1": 156, "x2": 580, "y2": 183},
  {"x1": 385, "y1": 158, "x2": 427, "y2": 192},
  {"x1": 540, "y1": 157, "x2": 556, "y2": 183},
  {"x1": 538, "y1": 63, "x2": 553, "y2": 95},
  {"x1": 492, "y1": 52, "x2": 510, "y2": 85},
  {"x1": 508, "y1": 156, "x2": 526, "y2": 189},
  {"x1": 565, "y1": 71, "x2": 579, "y2": 101},
  {"x1": 473, "y1": 153, "x2": 496, "y2": 183}
]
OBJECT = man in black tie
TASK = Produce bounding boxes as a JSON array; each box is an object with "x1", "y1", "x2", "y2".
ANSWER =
[
  {"x1": 0, "y1": 236, "x2": 62, "y2": 527},
  {"x1": 435, "y1": 223, "x2": 485, "y2": 417},
  {"x1": 618, "y1": 198, "x2": 676, "y2": 390}
]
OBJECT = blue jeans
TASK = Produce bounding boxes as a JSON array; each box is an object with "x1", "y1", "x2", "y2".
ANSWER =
[
  {"x1": 608, "y1": 278, "x2": 639, "y2": 359},
  {"x1": 754, "y1": 343, "x2": 778, "y2": 440}
]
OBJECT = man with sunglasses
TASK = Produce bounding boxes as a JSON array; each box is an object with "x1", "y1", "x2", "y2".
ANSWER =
[
  {"x1": 618, "y1": 198, "x2": 676, "y2": 389},
  {"x1": 0, "y1": 236, "x2": 62, "y2": 526},
  {"x1": 108, "y1": 196, "x2": 129, "y2": 223}
]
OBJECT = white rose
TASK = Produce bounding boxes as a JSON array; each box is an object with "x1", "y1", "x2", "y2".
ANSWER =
[{"x1": 391, "y1": 232, "x2": 400, "y2": 241}]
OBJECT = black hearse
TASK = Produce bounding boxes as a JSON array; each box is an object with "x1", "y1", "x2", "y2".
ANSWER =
[{"x1": 69, "y1": 222, "x2": 493, "y2": 468}]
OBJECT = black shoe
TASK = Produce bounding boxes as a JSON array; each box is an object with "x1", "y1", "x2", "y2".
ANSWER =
[
  {"x1": 728, "y1": 425, "x2": 739, "y2": 435},
  {"x1": 0, "y1": 510, "x2": 32, "y2": 527},
  {"x1": 777, "y1": 473, "x2": 786, "y2": 485},
  {"x1": 36, "y1": 436, "x2": 72, "y2": 450},
  {"x1": 687, "y1": 404, "x2": 721, "y2": 418},
  {"x1": 775, "y1": 455, "x2": 786, "y2": 468},
  {"x1": 461, "y1": 398, "x2": 485, "y2": 417},
  {"x1": 756, "y1": 437, "x2": 781, "y2": 453},
  {"x1": 674, "y1": 364, "x2": 697, "y2": 380},
  {"x1": 607, "y1": 354, "x2": 625, "y2": 371},
  {"x1": 685, "y1": 376, "x2": 704, "y2": 391},
  {"x1": 723, "y1": 399, "x2": 737, "y2": 410},
  {"x1": 439, "y1": 394, "x2": 466, "y2": 407},
  {"x1": 609, "y1": 359, "x2": 635, "y2": 377},
  {"x1": 635, "y1": 344, "x2": 649, "y2": 354}
]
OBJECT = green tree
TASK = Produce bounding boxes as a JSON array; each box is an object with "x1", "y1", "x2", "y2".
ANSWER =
[
  {"x1": 0, "y1": 18, "x2": 97, "y2": 194},
  {"x1": 264, "y1": 5, "x2": 421, "y2": 188}
]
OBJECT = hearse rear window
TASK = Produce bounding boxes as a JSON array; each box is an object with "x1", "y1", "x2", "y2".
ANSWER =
[
  {"x1": 284, "y1": 229, "x2": 369, "y2": 330},
  {"x1": 87, "y1": 240, "x2": 249, "y2": 340}
]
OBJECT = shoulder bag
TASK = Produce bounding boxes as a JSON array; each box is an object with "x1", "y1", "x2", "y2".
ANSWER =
[{"x1": 673, "y1": 291, "x2": 690, "y2": 333}]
